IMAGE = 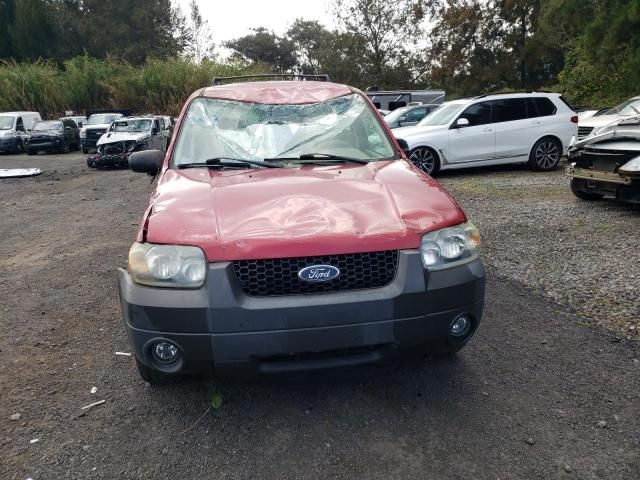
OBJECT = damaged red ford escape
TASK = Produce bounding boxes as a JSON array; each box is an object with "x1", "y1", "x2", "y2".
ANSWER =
[{"x1": 119, "y1": 75, "x2": 485, "y2": 383}]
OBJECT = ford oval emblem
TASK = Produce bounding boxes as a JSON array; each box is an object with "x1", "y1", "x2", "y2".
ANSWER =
[{"x1": 298, "y1": 265, "x2": 340, "y2": 283}]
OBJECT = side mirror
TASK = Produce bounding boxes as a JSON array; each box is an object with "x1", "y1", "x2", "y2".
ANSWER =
[
  {"x1": 455, "y1": 118, "x2": 470, "y2": 128},
  {"x1": 129, "y1": 149, "x2": 163, "y2": 175},
  {"x1": 396, "y1": 138, "x2": 410, "y2": 155}
]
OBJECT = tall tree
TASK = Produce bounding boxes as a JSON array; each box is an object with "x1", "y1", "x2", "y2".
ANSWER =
[
  {"x1": 0, "y1": 0, "x2": 16, "y2": 58},
  {"x1": 225, "y1": 28, "x2": 296, "y2": 73},
  {"x1": 286, "y1": 19, "x2": 331, "y2": 74},
  {"x1": 332, "y1": 0, "x2": 425, "y2": 87},
  {"x1": 8, "y1": 0, "x2": 56, "y2": 60},
  {"x1": 185, "y1": 0, "x2": 214, "y2": 63}
]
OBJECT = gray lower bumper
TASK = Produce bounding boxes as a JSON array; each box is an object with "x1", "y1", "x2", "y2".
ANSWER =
[{"x1": 118, "y1": 251, "x2": 485, "y2": 375}]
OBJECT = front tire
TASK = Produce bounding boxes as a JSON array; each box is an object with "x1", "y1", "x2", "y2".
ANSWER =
[
  {"x1": 26, "y1": 148, "x2": 35, "y2": 156},
  {"x1": 82, "y1": 146, "x2": 89, "y2": 154},
  {"x1": 62, "y1": 142, "x2": 70, "y2": 154},
  {"x1": 529, "y1": 137, "x2": 561, "y2": 171},
  {"x1": 570, "y1": 178, "x2": 604, "y2": 201},
  {"x1": 409, "y1": 147, "x2": 440, "y2": 175}
]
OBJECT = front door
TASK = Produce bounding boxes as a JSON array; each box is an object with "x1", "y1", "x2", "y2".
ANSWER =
[{"x1": 446, "y1": 101, "x2": 495, "y2": 164}]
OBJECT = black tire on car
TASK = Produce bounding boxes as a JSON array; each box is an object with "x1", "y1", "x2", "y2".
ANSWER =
[
  {"x1": 135, "y1": 358, "x2": 178, "y2": 385},
  {"x1": 62, "y1": 142, "x2": 70, "y2": 154},
  {"x1": 570, "y1": 178, "x2": 604, "y2": 201},
  {"x1": 26, "y1": 148, "x2": 35, "y2": 156},
  {"x1": 82, "y1": 146, "x2": 89, "y2": 154},
  {"x1": 14, "y1": 141, "x2": 24, "y2": 154},
  {"x1": 409, "y1": 146, "x2": 440, "y2": 175},
  {"x1": 529, "y1": 137, "x2": 562, "y2": 171}
]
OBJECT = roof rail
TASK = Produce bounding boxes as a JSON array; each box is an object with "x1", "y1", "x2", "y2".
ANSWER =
[
  {"x1": 473, "y1": 90, "x2": 557, "y2": 99},
  {"x1": 211, "y1": 73, "x2": 332, "y2": 86}
]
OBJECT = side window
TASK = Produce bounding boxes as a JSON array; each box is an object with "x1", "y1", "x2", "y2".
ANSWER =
[
  {"x1": 406, "y1": 107, "x2": 427, "y2": 122},
  {"x1": 16, "y1": 117, "x2": 24, "y2": 131},
  {"x1": 526, "y1": 97, "x2": 557, "y2": 118},
  {"x1": 491, "y1": 98, "x2": 527, "y2": 123},
  {"x1": 153, "y1": 119, "x2": 159, "y2": 133},
  {"x1": 459, "y1": 102, "x2": 492, "y2": 126}
]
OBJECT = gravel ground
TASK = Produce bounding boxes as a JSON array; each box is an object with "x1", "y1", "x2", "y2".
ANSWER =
[
  {"x1": 438, "y1": 163, "x2": 640, "y2": 339},
  {"x1": 1, "y1": 154, "x2": 639, "y2": 479}
]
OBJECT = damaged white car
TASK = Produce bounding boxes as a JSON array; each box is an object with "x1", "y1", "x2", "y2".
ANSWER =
[
  {"x1": 87, "y1": 116, "x2": 168, "y2": 169},
  {"x1": 566, "y1": 116, "x2": 640, "y2": 204}
]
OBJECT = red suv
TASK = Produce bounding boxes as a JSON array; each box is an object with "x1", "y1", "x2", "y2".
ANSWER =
[{"x1": 120, "y1": 75, "x2": 485, "y2": 383}]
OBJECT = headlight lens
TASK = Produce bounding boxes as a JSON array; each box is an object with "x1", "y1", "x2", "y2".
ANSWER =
[
  {"x1": 128, "y1": 242, "x2": 207, "y2": 288},
  {"x1": 420, "y1": 222, "x2": 480, "y2": 270},
  {"x1": 619, "y1": 155, "x2": 640, "y2": 173},
  {"x1": 79, "y1": 129, "x2": 86, "y2": 138}
]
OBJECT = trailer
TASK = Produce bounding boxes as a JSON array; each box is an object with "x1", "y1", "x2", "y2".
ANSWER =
[{"x1": 365, "y1": 88, "x2": 445, "y2": 111}]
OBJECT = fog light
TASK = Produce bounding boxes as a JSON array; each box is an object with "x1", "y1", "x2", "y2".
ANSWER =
[
  {"x1": 450, "y1": 315, "x2": 471, "y2": 337},
  {"x1": 151, "y1": 341, "x2": 180, "y2": 364}
]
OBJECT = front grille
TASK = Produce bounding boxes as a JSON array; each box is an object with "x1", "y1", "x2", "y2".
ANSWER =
[
  {"x1": 578, "y1": 126, "x2": 594, "y2": 139},
  {"x1": 233, "y1": 250, "x2": 399, "y2": 297},
  {"x1": 87, "y1": 128, "x2": 106, "y2": 140}
]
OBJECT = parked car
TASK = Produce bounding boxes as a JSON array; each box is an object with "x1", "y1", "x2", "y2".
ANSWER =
[
  {"x1": 577, "y1": 95, "x2": 640, "y2": 139},
  {"x1": 80, "y1": 112, "x2": 124, "y2": 153},
  {"x1": 25, "y1": 119, "x2": 80, "y2": 154},
  {"x1": 576, "y1": 107, "x2": 611, "y2": 122},
  {"x1": 394, "y1": 93, "x2": 578, "y2": 175},
  {"x1": 61, "y1": 115, "x2": 87, "y2": 128},
  {"x1": 0, "y1": 111, "x2": 41, "y2": 153},
  {"x1": 384, "y1": 103, "x2": 440, "y2": 129},
  {"x1": 88, "y1": 116, "x2": 168, "y2": 168},
  {"x1": 120, "y1": 75, "x2": 485, "y2": 383},
  {"x1": 566, "y1": 116, "x2": 640, "y2": 204}
]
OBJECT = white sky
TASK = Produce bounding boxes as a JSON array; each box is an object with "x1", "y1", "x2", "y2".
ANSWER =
[{"x1": 174, "y1": 0, "x2": 337, "y2": 44}]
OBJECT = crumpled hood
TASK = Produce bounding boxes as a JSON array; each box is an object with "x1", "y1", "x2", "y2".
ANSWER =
[
  {"x1": 143, "y1": 160, "x2": 466, "y2": 261},
  {"x1": 580, "y1": 114, "x2": 635, "y2": 129},
  {"x1": 97, "y1": 131, "x2": 148, "y2": 146}
]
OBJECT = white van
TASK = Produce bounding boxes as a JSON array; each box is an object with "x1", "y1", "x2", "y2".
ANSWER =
[{"x1": 0, "y1": 111, "x2": 42, "y2": 153}]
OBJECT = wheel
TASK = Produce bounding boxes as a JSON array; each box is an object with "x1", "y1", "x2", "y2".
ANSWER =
[
  {"x1": 409, "y1": 147, "x2": 440, "y2": 175},
  {"x1": 82, "y1": 146, "x2": 89, "y2": 154},
  {"x1": 135, "y1": 358, "x2": 177, "y2": 385},
  {"x1": 529, "y1": 137, "x2": 561, "y2": 171},
  {"x1": 570, "y1": 178, "x2": 604, "y2": 200},
  {"x1": 62, "y1": 142, "x2": 70, "y2": 154},
  {"x1": 14, "y1": 140, "x2": 24, "y2": 154},
  {"x1": 26, "y1": 148, "x2": 35, "y2": 156}
]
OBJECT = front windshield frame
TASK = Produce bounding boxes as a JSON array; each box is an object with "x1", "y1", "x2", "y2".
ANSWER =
[
  {"x1": 87, "y1": 114, "x2": 120, "y2": 125},
  {"x1": 32, "y1": 121, "x2": 63, "y2": 131},
  {"x1": 171, "y1": 93, "x2": 399, "y2": 168},
  {"x1": 417, "y1": 102, "x2": 466, "y2": 126},
  {"x1": 0, "y1": 116, "x2": 15, "y2": 130},
  {"x1": 608, "y1": 98, "x2": 640, "y2": 115}
]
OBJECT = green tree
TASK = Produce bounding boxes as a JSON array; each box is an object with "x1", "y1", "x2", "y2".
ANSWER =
[
  {"x1": 286, "y1": 19, "x2": 332, "y2": 74},
  {"x1": 225, "y1": 28, "x2": 296, "y2": 73},
  {"x1": 333, "y1": 0, "x2": 425, "y2": 87},
  {"x1": 0, "y1": 0, "x2": 16, "y2": 58}
]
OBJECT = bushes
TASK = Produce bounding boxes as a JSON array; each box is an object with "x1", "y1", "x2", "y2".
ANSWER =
[{"x1": 0, "y1": 55, "x2": 265, "y2": 118}]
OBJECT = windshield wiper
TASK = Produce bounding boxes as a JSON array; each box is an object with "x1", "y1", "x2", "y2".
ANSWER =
[
  {"x1": 265, "y1": 153, "x2": 369, "y2": 165},
  {"x1": 178, "y1": 157, "x2": 284, "y2": 169}
]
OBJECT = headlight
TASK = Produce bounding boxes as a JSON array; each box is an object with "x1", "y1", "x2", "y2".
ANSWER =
[
  {"x1": 79, "y1": 129, "x2": 86, "y2": 138},
  {"x1": 619, "y1": 156, "x2": 640, "y2": 173},
  {"x1": 420, "y1": 222, "x2": 480, "y2": 270},
  {"x1": 128, "y1": 242, "x2": 207, "y2": 288}
]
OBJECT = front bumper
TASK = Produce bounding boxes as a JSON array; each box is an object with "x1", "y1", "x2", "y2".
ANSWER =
[
  {"x1": 87, "y1": 152, "x2": 131, "y2": 168},
  {"x1": 27, "y1": 140, "x2": 62, "y2": 151},
  {"x1": 118, "y1": 251, "x2": 486, "y2": 376}
]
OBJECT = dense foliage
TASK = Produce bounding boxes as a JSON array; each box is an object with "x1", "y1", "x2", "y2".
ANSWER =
[{"x1": 0, "y1": 0, "x2": 638, "y2": 112}]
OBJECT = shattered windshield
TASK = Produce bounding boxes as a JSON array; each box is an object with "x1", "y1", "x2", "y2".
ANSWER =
[
  {"x1": 0, "y1": 116, "x2": 14, "y2": 130},
  {"x1": 111, "y1": 119, "x2": 152, "y2": 132},
  {"x1": 173, "y1": 94, "x2": 395, "y2": 166},
  {"x1": 608, "y1": 98, "x2": 640, "y2": 115},
  {"x1": 88, "y1": 114, "x2": 120, "y2": 125},
  {"x1": 33, "y1": 121, "x2": 62, "y2": 131}
]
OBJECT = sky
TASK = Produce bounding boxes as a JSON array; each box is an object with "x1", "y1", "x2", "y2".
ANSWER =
[{"x1": 174, "y1": 0, "x2": 336, "y2": 44}]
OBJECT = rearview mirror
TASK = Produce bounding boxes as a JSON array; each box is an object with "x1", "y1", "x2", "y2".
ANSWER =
[
  {"x1": 455, "y1": 118, "x2": 470, "y2": 128},
  {"x1": 129, "y1": 149, "x2": 163, "y2": 175}
]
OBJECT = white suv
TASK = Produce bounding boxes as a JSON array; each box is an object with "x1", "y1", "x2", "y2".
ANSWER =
[{"x1": 394, "y1": 93, "x2": 577, "y2": 174}]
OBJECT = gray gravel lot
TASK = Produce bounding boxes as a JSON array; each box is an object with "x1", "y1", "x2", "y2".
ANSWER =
[
  {"x1": 438, "y1": 163, "x2": 640, "y2": 338},
  {"x1": 1, "y1": 153, "x2": 639, "y2": 479}
]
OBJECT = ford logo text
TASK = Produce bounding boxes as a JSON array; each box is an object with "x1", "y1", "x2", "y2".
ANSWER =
[{"x1": 298, "y1": 265, "x2": 340, "y2": 283}]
